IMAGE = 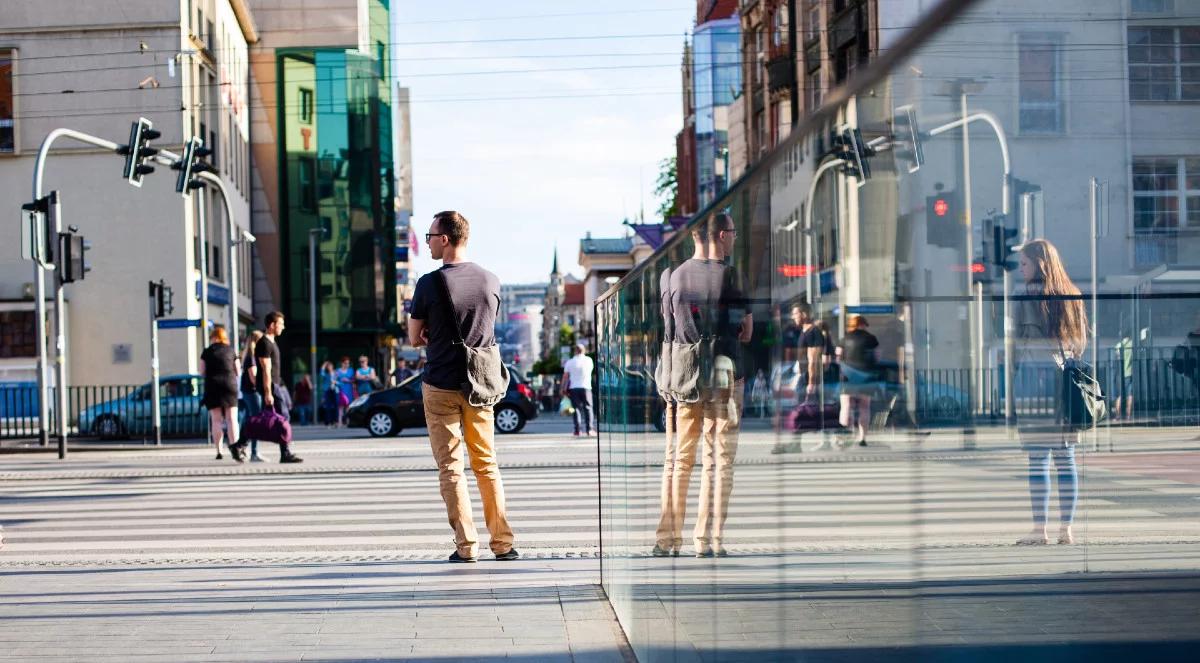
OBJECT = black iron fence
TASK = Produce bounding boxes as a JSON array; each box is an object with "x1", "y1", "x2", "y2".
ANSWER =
[{"x1": 0, "y1": 383, "x2": 176, "y2": 441}]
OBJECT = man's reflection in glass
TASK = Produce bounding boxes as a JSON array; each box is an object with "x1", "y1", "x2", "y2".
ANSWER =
[{"x1": 653, "y1": 213, "x2": 752, "y2": 558}]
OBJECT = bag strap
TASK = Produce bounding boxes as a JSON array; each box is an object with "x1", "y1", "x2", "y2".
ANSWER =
[{"x1": 433, "y1": 269, "x2": 466, "y2": 345}]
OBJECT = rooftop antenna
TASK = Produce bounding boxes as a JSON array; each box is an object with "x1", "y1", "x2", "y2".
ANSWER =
[{"x1": 638, "y1": 167, "x2": 645, "y2": 222}]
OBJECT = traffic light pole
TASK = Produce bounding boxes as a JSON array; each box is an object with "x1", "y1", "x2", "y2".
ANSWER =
[
  {"x1": 32, "y1": 129, "x2": 122, "y2": 459},
  {"x1": 149, "y1": 290, "x2": 162, "y2": 447},
  {"x1": 194, "y1": 170, "x2": 246, "y2": 345}
]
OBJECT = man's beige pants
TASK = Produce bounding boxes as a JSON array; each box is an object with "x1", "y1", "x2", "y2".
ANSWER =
[
  {"x1": 422, "y1": 384, "x2": 515, "y2": 558},
  {"x1": 655, "y1": 382, "x2": 742, "y2": 550}
]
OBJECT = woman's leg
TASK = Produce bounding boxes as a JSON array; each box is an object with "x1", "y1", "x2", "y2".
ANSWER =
[
  {"x1": 208, "y1": 409, "x2": 224, "y2": 457},
  {"x1": 1020, "y1": 448, "x2": 1052, "y2": 543},
  {"x1": 226, "y1": 405, "x2": 239, "y2": 447},
  {"x1": 839, "y1": 394, "x2": 853, "y2": 429},
  {"x1": 854, "y1": 395, "x2": 871, "y2": 443},
  {"x1": 1054, "y1": 446, "x2": 1078, "y2": 542}
]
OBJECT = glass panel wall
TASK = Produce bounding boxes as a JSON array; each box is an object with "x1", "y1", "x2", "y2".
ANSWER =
[{"x1": 597, "y1": 0, "x2": 1200, "y2": 660}]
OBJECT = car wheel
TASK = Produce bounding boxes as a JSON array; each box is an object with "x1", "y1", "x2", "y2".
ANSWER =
[
  {"x1": 95, "y1": 415, "x2": 125, "y2": 440},
  {"x1": 494, "y1": 405, "x2": 525, "y2": 434},
  {"x1": 367, "y1": 409, "x2": 398, "y2": 437}
]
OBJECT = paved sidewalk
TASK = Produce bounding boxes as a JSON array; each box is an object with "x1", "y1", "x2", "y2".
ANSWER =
[{"x1": 0, "y1": 558, "x2": 632, "y2": 663}]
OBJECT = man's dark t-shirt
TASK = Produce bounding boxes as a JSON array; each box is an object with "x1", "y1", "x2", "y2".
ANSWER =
[
  {"x1": 254, "y1": 335, "x2": 282, "y2": 395},
  {"x1": 659, "y1": 258, "x2": 748, "y2": 379},
  {"x1": 411, "y1": 262, "x2": 501, "y2": 391}
]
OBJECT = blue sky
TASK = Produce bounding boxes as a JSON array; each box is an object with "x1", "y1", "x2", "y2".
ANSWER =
[{"x1": 392, "y1": 3, "x2": 695, "y2": 284}]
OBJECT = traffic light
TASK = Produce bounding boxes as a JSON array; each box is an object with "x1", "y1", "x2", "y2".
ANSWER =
[
  {"x1": 119, "y1": 117, "x2": 161, "y2": 187},
  {"x1": 172, "y1": 136, "x2": 215, "y2": 195},
  {"x1": 21, "y1": 190, "x2": 59, "y2": 266},
  {"x1": 149, "y1": 280, "x2": 174, "y2": 318},
  {"x1": 58, "y1": 231, "x2": 91, "y2": 283},
  {"x1": 925, "y1": 188, "x2": 964, "y2": 248}
]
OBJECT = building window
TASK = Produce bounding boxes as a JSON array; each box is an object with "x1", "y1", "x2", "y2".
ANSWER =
[
  {"x1": 1132, "y1": 0, "x2": 1174, "y2": 13},
  {"x1": 806, "y1": 3, "x2": 821, "y2": 43},
  {"x1": 770, "y1": 8, "x2": 787, "y2": 57},
  {"x1": 1128, "y1": 26, "x2": 1200, "y2": 101},
  {"x1": 0, "y1": 50, "x2": 13, "y2": 153},
  {"x1": 1018, "y1": 35, "x2": 1064, "y2": 134},
  {"x1": 298, "y1": 158, "x2": 317, "y2": 212},
  {"x1": 1133, "y1": 157, "x2": 1200, "y2": 233},
  {"x1": 299, "y1": 87, "x2": 314, "y2": 124}
]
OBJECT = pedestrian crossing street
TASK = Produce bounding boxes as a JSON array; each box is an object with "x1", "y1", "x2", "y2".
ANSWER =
[{"x1": 3, "y1": 449, "x2": 1199, "y2": 567}]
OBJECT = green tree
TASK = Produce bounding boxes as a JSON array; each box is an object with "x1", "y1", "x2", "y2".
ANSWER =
[
  {"x1": 559, "y1": 323, "x2": 576, "y2": 348},
  {"x1": 654, "y1": 155, "x2": 680, "y2": 220}
]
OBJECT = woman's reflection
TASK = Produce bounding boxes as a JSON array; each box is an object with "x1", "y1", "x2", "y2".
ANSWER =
[
  {"x1": 652, "y1": 214, "x2": 752, "y2": 558},
  {"x1": 1013, "y1": 239, "x2": 1087, "y2": 546}
]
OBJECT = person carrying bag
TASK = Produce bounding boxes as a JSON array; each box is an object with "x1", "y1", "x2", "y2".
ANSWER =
[{"x1": 409, "y1": 211, "x2": 518, "y2": 564}]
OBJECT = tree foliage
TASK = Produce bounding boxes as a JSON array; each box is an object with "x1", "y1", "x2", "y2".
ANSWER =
[{"x1": 654, "y1": 155, "x2": 680, "y2": 221}]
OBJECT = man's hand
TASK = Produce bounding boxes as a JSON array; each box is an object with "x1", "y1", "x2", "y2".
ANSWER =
[{"x1": 263, "y1": 391, "x2": 274, "y2": 408}]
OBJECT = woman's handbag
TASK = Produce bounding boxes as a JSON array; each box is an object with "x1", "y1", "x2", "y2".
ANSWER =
[
  {"x1": 1057, "y1": 343, "x2": 1107, "y2": 431},
  {"x1": 435, "y1": 271, "x2": 510, "y2": 407}
]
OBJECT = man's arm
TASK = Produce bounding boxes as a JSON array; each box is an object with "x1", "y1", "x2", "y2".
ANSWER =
[
  {"x1": 408, "y1": 319, "x2": 427, "y2": 348},
  {"x1": 259, "y1": 355, "x2": 274, "y2": 405},
  {"x1": 806, "y1": 345, "x2": 823, "y2": 391},
  {"x1": 739, "y1": 313, "x2": 753, "y2": 343}
]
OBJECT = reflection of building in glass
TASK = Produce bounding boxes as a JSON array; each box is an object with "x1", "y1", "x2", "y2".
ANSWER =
[
  {"x1": 250, "y1": 0, "x2": 396, "y2": 377},
  {"x1": 597, "y1": 1, "x2": 1200, "y2": 660},
  {"x1": 693, "y1": 16, "x2": 742, "y2": 209}
]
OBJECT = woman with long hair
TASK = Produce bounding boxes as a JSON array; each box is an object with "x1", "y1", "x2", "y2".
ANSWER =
[
  {"x1": 239, "y1": 330, "x2": 267, "y2": 462},
  {"x1": 200, "y1": 325, "x2": 239, "y2": 460},
  {"x1": 1014, "y1": 239, "x2": 1088, "y2": 546}
]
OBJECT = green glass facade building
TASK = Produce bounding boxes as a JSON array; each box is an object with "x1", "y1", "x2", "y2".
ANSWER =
[{"x1": 275, "y1": 0, "x2": 396, "y2": 371}]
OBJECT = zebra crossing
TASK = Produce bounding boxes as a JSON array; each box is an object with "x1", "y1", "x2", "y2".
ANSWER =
[{"x1": 2, "y1": 444, "x2": 1198, "y2": 569}]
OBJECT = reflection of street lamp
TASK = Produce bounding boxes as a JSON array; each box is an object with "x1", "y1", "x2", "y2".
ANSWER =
[
  {"x1": 308, "y1": 228, "x2": 323, "y2": 397},
  {"x1": 230, "y1": 229, "x2": 255, "y2": 345}
]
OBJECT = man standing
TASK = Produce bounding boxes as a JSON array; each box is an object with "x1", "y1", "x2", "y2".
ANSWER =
[
  {"x1": 231, "y1": 312, "x2": 303, "y2": 463},
  {"x1": 562, "y1": 344, "x2": 595, "y2": 436},
  {"x1": 409, "y1": 210, "x2": 518, "y2": 563},
  {"x1": 653, "y1": 213, "x2": 751, "y2": 558},
  {"x1": 391, "y1": 357, "x2": 415, "y2": 386}
]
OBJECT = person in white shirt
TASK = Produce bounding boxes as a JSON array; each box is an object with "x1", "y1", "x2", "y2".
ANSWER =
[{"x1": 562, "y1": 344, "x2": 595, "y2": 436}]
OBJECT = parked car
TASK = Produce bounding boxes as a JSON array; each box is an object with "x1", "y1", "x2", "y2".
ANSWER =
[
  {"x1": 78, "y1": 374, "x2": 210, "y2": 439},
  {"x1": 347, "y1": 367, "x2": 539, "y2": 437}
]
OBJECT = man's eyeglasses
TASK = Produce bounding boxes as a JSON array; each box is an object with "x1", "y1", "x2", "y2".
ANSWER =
[{"x1": 425, "y1": 233, "x2": 447, "y2": 242}]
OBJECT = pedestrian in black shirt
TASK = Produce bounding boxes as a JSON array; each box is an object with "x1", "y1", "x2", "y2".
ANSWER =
[
  {"x1": 200, "y1": 325, "x2": 239, "y2": 460},
  {"x1": 231, "y1": 312, "x2": 303, "y2": 463},
  {"x1": 409, "y1": 210, "x2": 517, "y2": 563},
  {"x1": 652, "y1": 213, "x2": 751, "y2": 558}
]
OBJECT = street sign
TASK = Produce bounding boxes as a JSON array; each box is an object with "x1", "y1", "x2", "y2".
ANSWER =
[
  {"x1": 847, "y1": 304, "x2": 896, "y2": 315},
  {"x1": 157, "y1": 318, "x2": 202, "y2": 329}
]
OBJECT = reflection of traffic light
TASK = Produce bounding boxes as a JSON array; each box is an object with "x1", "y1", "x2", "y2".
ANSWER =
[
  {"x1": 925, "y1": 189, "x2": 963, "y2": 248},
  {"x1": 892, "y1": 105, "x2": 924, "y2": 173},
  {"x1": 994, "y1": 221, "x2": 1020, "y2": 271},
  {"x1": 840, "y1": 128, "x2": 873, "y2": 180},
  {"x1": 119, "y1": 118, "x2": 161, "y2": 187}
]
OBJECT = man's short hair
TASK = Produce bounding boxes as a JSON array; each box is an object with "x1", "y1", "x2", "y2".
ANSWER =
[
  {"x1": 691, "y1": 212, "x2": 736, "y2": 242},
  {"x1": 574, "y1": 343, "x2": 586, "y2": 355},
  {"x1": 265, "y1": 311, "x2": 285, "y2": 327},
  {"x1": 433, "y1": 210, "x2": 470, "y2": 246}
]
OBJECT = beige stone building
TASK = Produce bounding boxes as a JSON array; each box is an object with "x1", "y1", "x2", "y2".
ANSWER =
[{"x1": 0, "y1": 0, "x2": 256, "y2": 387}]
